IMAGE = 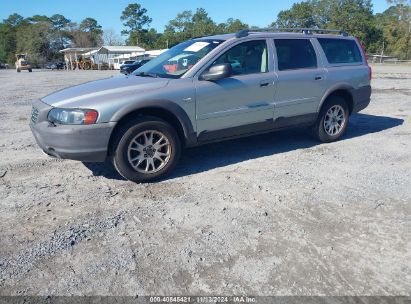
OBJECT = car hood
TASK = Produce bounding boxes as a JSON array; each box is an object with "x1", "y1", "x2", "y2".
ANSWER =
[{"x1": 42, "y1": 75, "x2": 169, "y2": 108}]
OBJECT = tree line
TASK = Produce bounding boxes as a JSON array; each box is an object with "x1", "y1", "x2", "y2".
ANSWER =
[
  {"x1": 0, "y1": 0, "x2": 410, "y2": 66},
  {"x1": 0, "y1": 14, "x2": 107, "y2": 65}
]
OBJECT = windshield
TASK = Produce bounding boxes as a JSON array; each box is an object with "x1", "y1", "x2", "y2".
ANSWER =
[{"x1": 133, "y1": 39, "x2": 224, "y2": 79}]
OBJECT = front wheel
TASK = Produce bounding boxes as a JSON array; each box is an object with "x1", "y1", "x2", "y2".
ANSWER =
[
  {"x1": 313, "y1": 96, "x2": 349, "y2": 143},
  {"x1": 112, "y1": 117, "x2": 181, "y2": 183}
]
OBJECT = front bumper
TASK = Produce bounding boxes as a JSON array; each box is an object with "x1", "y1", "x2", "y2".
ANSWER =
[{"x1": 30, "y1": 100, "x2": 116, "y2": 162}]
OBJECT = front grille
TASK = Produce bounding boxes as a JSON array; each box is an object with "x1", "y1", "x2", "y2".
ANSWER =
[{"x1": 31, "y1": 106, "x2": 39, "y2": 123}]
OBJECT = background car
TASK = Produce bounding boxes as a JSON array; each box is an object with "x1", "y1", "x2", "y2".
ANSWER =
[
  {"x1": 46, "y1": 62, "x2": 66, "y2": 70},
  {"x1": 120, "y1": 60, "x2": 135, "y2": 67},
  {"x1": 120, "y1": 59, "x2": 151, "y2": 75}
]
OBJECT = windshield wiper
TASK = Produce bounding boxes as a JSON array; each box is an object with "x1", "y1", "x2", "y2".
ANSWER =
[{"x1": 136, "y1": 71, "x2": 158, "y2": 78}]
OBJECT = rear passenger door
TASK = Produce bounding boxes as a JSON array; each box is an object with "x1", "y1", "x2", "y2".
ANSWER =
[{"x1": 273, "y1": 39, "x2": 327, "y2": 124}]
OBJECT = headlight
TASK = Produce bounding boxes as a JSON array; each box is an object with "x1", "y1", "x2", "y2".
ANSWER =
[{"x1": 48, "y1": 108, "x2": 98, "y2": 125}]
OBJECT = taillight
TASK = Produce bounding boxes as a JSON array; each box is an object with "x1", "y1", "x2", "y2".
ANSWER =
[{"x1": 356, "y1": 37, "x2": 372, "y2": 80}]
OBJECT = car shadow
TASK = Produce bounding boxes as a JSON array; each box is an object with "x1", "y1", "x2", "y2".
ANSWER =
[
  {"x1": 83, "y1": 113, "x2": 404, "y2": 181},
  {"x1": 83, "y1": 161, "x2": 125, "y2": 181}
]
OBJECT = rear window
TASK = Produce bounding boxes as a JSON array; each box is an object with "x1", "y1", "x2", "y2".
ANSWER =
[
  {"x1": 318, "y1": 38, "x2": 362, "y2": 64},
  {"x1": 274, "y1": 39, "x2": 317, "y2": 71}
]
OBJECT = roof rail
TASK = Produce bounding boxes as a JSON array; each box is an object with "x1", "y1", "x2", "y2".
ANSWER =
[{"x1": 235, "y1": 28, "x2": 349, "y2": 38}]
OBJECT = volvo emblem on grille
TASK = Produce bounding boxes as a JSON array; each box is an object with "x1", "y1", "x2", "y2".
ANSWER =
[{"x1": 31, "y1": 107, "x2": 39, "y2": 123}]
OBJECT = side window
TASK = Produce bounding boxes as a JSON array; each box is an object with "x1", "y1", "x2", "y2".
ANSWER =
[
  {"x1": 211, "y1": 40, "x2": 268, "y2": 75},
  {"x1": 274, "y1": 39, "x2": 317, "y2": 71},
  {"x1": 318, "y1": 38, "x2": 362, "y2": 64}
]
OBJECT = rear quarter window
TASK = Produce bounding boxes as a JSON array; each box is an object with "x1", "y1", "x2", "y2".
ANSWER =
[
  {"x1": 318, "y1": 38, "x2": 362, "y2": 64},
  {"x1": 274, "y1": 39, "x2": 317, "y2": 71}
]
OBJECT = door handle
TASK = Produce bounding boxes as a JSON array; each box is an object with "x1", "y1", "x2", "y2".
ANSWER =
[
  {"x1": 315, "y1": 75, "x2": 324, "y2": 81},
  {"x1": 260, "y1": 81, "x2": 270, "y2": 87}
]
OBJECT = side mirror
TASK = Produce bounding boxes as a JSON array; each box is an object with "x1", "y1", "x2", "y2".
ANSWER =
[{"x1": 200, "y1": 63, "x2": 232, "y2": 81}]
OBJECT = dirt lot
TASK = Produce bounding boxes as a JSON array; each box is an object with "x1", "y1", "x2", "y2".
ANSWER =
[{"x1": 0, "y1": 65, "x2": 410, "y2": 296}]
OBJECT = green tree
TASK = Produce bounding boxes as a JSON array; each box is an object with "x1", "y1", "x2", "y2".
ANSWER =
[
  {"x1": 79, "y1": 18, "x2": 103, "y2": 46},
  {"x1": 15, "y1": 21, "x2": 54, "y2": 65},
  {"x1": 386, "y1": 0, "x2": 411, "y2": 58},
  {"x1": 273, "y1": 0, "x2": 382, "y2": 53},
  {"x1": 80, "y1": 17, "x2": 102, "y2": 32},
  {"x1": 50, "y1": 14, "x2": 70, "y2": 31},
  {"x1": 163, "y1": 8, "x2": 221, "y2": 47},
  {"x1": 328, "y1": 0, "x2": 379, "y2": 46},
  {"x1": 274, "y1": 2, "x2": 316, "y2": 28},
  {"x1": 163, "y1": 10, "x2": 194, "y2": 47},
  {"x1": 49, "y1": 14, "x2": 71, "y2": 49},
  {"x1": 221, "y1": 18, "x2": 249, "y2": 33},
  {"x1": 0, "y1": 13, "x2": 106, "y2": 65},
  {"x1": 376, "y1": 3, "x2": 411, "y2": 58},
  {"x1": 167, "y1": 10, "x2": 192, "y2": 32},
  {"x1": 121, "y1": 2, "x2": 152, "y2": 42},
  {"x1": 0, "y1": 22, "x2": 16, "y2": 64},
  {"x1": 191, "y1": 8, "x2": 217, "y2": 37},
  {"x1": 3, "y1": 13, "x2": 24, "y2": 27},
  {"x1": 128, "y1": 28, "x2": 161, "y2": 48},
  {"x1": 27, "y1": 15, "x2": 50, "y2": 23}
]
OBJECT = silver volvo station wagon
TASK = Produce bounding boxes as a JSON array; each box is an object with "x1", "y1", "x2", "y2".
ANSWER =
[{"x1": 30, "y1": 28, "x2": 372, "y2": 183}]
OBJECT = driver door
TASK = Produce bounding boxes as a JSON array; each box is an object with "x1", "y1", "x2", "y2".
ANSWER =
[{"x1": 194, "y1": 39, "x2": 276, "y2": 141}]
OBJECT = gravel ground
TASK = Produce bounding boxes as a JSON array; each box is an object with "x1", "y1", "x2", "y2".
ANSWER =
[{"x1": 0, "y1": 66, "x2": 410, "y2": 296}]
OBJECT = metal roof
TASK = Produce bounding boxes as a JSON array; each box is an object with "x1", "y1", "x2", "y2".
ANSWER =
[
  {"x1": 59, "y1": 47, "x2": 97, "y2": 54},
  {"x1": 60, "y1": 46, "x2": 145, "y2": 54},
  {"x1": 98, "y1": 45, "x2": 145, "y2": 53}
]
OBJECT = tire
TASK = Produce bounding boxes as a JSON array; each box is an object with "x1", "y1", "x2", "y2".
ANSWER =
[
  {"x1": 111, "y1": 116, "x2": 181, "y2": 183},
  {"x1": 17, "y1": 68, "x2": 21, "y2": 72},
  {"x1": 28, "y1": 69, "x2": 32, "y2": 72},
  {"x1": 313, "y1": 96, "x2": 349, "y2": 143}
]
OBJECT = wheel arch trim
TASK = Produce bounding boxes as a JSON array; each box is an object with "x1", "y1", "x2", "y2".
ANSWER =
[
  {"x1": 318, "y1": 84, "x2": 355, "y2": 114},
  {"x1": 110, "y1": 99, "x2": 197, "y2": 147}
]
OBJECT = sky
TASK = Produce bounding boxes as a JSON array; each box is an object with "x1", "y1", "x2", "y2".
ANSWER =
[{"x1": 0, "y1": 0, "x2": 391, "y2": 35}]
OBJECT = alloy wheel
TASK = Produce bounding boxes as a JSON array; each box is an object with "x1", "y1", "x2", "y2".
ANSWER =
[
  {"x1": 323, "y1": 105, "x2": 346, "y2": 136},
  {"x1": 127, "y1": 130, "x2": 171, "y2": 174}
]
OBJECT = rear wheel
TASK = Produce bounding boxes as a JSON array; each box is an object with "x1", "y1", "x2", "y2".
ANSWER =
[
  {"x1": 112, "y1": 116, "x2": 181, "y2": 183},
  {"x1": 16, "y1": 68, "x2": 21, "y2": 72},
  {"x1": 28, "y1": 69, "x2": 32, "y2": 72},
  {"x1": 313, "y1": 96, "x2": 349, "y2": 143}
]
